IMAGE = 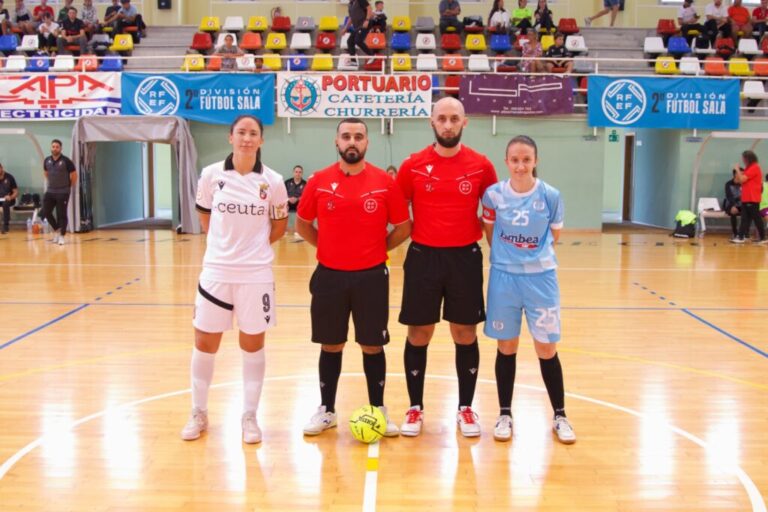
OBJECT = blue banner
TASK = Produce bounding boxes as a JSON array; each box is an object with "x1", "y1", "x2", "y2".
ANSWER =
[
  {"x1": 587, "y1": 76, "x2": 739, "y2": 130},
  {"x1": 121, "y1": 73, "x2": 275, "y2": 125}
]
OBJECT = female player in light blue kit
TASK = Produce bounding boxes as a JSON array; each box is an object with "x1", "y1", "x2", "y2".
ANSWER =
[{"x1": 481, "y1": 135, "x2": 576, "y2": 444}]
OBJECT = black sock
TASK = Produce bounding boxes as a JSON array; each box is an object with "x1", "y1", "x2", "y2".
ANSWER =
[
  {"x1": 539, "y1": 353, "x2": 566, "y2": 418},
  {"x1": 495, "y1": 350, "x2": 517, "y2": 416},
  {"x1": 404, "y1": 339, "x2": 428, "y2": 409},
  {"x1": 363, "y1": 350, "x2": 386, "y2": 407},
  {"x1": 455, "y1": 339, "x2": 480, "y2": 408},
  {"x1": 319, "y1": 349, "x2": 343, "y2": 413}
]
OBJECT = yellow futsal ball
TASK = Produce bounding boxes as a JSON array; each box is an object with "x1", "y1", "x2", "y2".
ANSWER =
[{"x1": 349, "y1": 405, "x2": 386, "y2": 444}]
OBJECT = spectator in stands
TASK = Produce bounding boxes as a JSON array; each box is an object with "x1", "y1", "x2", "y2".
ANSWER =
[
  {"x1": 535, "y1": 0, "x2": 555, "y2": 34},
  {"x1": 285, "y1": 165, "x2": 306, "y2": 240},
  {"x1": 704, "y1": 0, "x2": 730, "y2": 46},
  {"x1": 57, "y1": 0, "x2": 73, "y2": 22},
  {"x1": 38, "y1": 11, "x2": 59, "y2": 53},
  {"x1": 728, "y1": 0, "x2": 752, "y2": 41},
  {"x1": 270, "y1": 6, "x2": 282, "y2": 22},
  {"x1": 369, "y1": 0, "x2": 387, "y2": 33},
  {"x1": 386, "y1": 165, "x2": 397, "y2": 178},
  {"x1": 732, "y1": 151, "x2": 766, "y2": 244},
  {"x1": 585, "y1": 0, "x2": 620, "y2": 28},
  {"x1": 345, "y1": 0, "x2": 375, "y2": 66},
  {"x1": 512, "y1": 0, "x2": 534, "y2": 33},
  {"x1": 678, "y1": 0, "x2": 704, "y2": 45},
  {"x1": 0, "y1": 0, "x2": 9, "y2": 35},
  {"x1": 57, "y1": 7, "x2": 87, "y2": 55},
  {"x1": 81, "y1": 0, "x2": 100, "y2": 36},
  {"x1": 0, "y1": 162, "x2": 18, "y2": 234},
  {"x1": 113, "y1": 0, "x2": 146, "y2": 38},
  {"x1": 216, "y1": 34, "x2": 242, "y2": 71},
  {"x1": 715, "y1": 32, "x2": 735, "y2": 59},
  {"x1": 439, "y1": 0, "x2": 462, "y2": 34},
  {"x1": 723, "y1": 169, "x2": 742, "y2": 238},
  {"x1": 544, "y1": 32, "x2": 572, "y2": 73},
  {"x1": 14, "y1": 0, "x2": 35, "y2": 35},
  {"x1": 104, "y1": 0, "x2": 121, "y2": 28},
  {"x1": 488, "y1": 0, "x2": 510, "y2": 33},
  {"x1": 33, "y1": 0, "x2": 54, "y2": 26},
  {"x1": 754, "y1": 0, "x2": 768, "y2": 41},
  {"x1": 520, "y1": 30, "x2": 543, "y2": 72}
]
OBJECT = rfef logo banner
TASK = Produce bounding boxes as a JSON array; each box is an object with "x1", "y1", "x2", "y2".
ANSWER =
[
  {"x1": 588, "y1": 76, "x2": 740, "y2": 130},
  {"x1": 276, "y1": 73, "x2": 432, "y2": 118},
  {"x1": 459, "y1": 74, "x2": 574, "y2": 116},
  {"x1": 0, "y1": 72, "x2": 121, "y2": 120},
  {"x1": 121, "y1": 73, "x2": 275, "y2": 125}
]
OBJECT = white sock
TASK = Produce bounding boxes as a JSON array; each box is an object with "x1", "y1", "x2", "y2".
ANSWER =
[
  {"x1": 191, "y1": 347, "x2": 216, "y2": 411},
  {"x1": 242, "y1": 348, "x2": 266, "y2": 414}
]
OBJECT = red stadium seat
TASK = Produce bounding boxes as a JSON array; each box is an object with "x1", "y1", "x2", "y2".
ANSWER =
[
  {"x1": 762, "y1": 37, "x2": 768, "y2": 55},
  {"x1": 316, "y1": 32, "x2": 336, "y2": 51},
  {"x1": 513, "y1": 33, "x2": 530, "y2": 51},
  {"x1": 557, "y1": 18, "x2": 579, "y2": 35},
  {"x1": 271, "y1": 16, "x2": 291, "y2": 32},
  {"x1": 190, "y1": 32, "x2": 213, "y2": 52},
  {"x1": 440, "y1": 33, "x2": 461, "y2": 51},
  {"x1": 656, "y1": 19, "x2": 677, "y2": 36},
  {"x1": 444, "y1": 75, "x2": 460, "y2": 97},
  {"x1": 363, "y1": 55, "x2": 385, "y2": 71},
  {"x1": 496, "y1": 64, "x2": 517, "y2": 73}
]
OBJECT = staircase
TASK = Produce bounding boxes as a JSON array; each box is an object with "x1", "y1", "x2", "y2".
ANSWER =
[
  {"x1": 127, "y1": 25, "x2": 196, "y2": 71},
  {"x1": 580, "y1": 27, "x2": 655, "y2": 74}
]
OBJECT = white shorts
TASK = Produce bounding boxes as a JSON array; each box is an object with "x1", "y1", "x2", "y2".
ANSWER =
[{"x1": 193, "y1": 279, "x2": 276, "y2": 335}]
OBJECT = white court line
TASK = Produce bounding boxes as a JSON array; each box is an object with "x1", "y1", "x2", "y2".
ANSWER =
[
  {"x1": 0, "y1": 373, "x2": 764, "y2": 512},
  {"x1": 363, "y1": 441, "x2": 380, "y2": 512}
]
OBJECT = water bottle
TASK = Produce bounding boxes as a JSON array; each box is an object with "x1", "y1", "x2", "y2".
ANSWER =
[
  {"x1": 42, "y1": 219, "x2": 49, "y2": 234},
  {"x1": 27, "y1": 218, "x2": 32, "y2": 234}
]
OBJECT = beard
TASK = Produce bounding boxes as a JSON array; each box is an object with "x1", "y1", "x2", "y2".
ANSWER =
[
  {"x1": 433, "y1": 126, "x2": 463, "y2": 149},
  {"x1": 339, "y1": 146, "x2": 365, "y2": 164}
]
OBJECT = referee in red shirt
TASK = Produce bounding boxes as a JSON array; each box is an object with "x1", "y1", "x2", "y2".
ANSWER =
[
  {"x1": 297, "y1": 118, "x2": 412, "y2": 437},
  {"x1": 396, "y1": 97, "x2": 498, "y2": 438}
]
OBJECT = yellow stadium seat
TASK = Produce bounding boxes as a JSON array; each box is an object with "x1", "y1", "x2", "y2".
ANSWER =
[
  {"x1": 540, "y1": 34, "x2": 555, "y2": 51},
  {"x1": 247, "y1": 16, "x2": 269, "y2": 32},
  {"x1": 109, "y1": 34, "x2": 134, "y2": 52},
  {"x1": 392, "y1": 53, "x2": 412, "y2": 71},
  {"x1": 181, "y1": 55, "x2": 205, "y2": 71},
  {"x1": 655, "y1": 56, "x2": 679, "y2": 74},
  {"x1": 199, "y1": 16, "x2": 221, "y2": 33},
  {"x1": 465, "y1": 34, "x2": 487, "y2": 52},
  {"x1": 265, "y1": 32, "x2": 287, "y2": 51},
  {"x1": 318, "y1": 16, "x2": 339, "y2": 32},
  {"x1": 392, "y1": 16, "x2": 412, "y2": 32},
  {"x1": 311, "y1": 53, "x2": 334, "y2": 71},
  {"x1": 262, "y1": 53, "x2": 282, "y2": 71},
  {"x1": 729, "y1": 57, "x2": 753, "y2": 76}
]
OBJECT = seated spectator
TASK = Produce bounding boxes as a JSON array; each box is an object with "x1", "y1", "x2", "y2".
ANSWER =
[
  {"x1": 439, "y1": 0, "x2": 462, "y2": 34},
  {"x1": 544, "y1": 32, "x2": 572, "y2": 73},
  {"x1": 57, "y1": 0, "x2": 73, "y2": 22},
  {"x1": 0, "y1": 162, "x2": 18, "y2": 234},
  {"x1": 753, "y1": 0, "x2": 768, "y2": 41},
  {"x1": 81, "y1": 0, "x2": 100, "y2": 35},
  {"x1": 216, "y1": 34, "x2": 242, "y2": 71},
  {"x1": 112, "y1": 0, "x2": 146, "y2": 37},
  {"x1": 57, "y1": 7, "x2": 87, "y2": 55},
  {"x1": 270, "y1": 6, "x2": 282, "y2": 22},
  {"x1": 38, "y1": 11, "x2": 59, "y2": 52},
  {"x1": 512, "y1": 0, "x2": 534, "y2": 33},
  {"x1": 724, "y1": 169, "x2": 742, "y2": 237},
  {"x1": 715, "y1": 32, "x2": 735, "y2": 59},
  {"x1": 520, "y1": 30, "x2": 543, "y2": 72},
  {"x1": 369, "y1": 0, "x2": 387, "y2": 33},
  {"x1": 488, "y1": 0, "x2": 510, "y2": 33},
  {"x1": 534, "y1": 0, "x2": 555, "y2": 33},
  {"x1": 0, "y1": 0, "x2": 10, "y2": 35},
  {"x1": 728, "y1": 0, "x2": 752, "y2": 41},
  {"x1": 32, "y1": 0, "x2": 54, "y2": 29},
  {"x1": 103, "y1": 0, "x2": 120, "y2": 28},
  {"x1": 678, "y1": 0, "x2": 704, "y2": 45},
  {"x1": 704, "y1": 0, "x2": 730, "y2": 47}
]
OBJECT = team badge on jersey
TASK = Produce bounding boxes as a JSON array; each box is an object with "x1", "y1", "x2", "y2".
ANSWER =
[
  {"x1": 326, "y1": 200, "x2": 335, "y2": 210},
  {"x1": 426, "y1": 164, "x2": 433, "y2": 174},
  {"x1": 533, "y1": 200, "x2": 546, "y2": 211},
  {"x1": 364, "y1": 198, "x2": 378, "y2": 213},
  {"x1": 425, "y1": 183, "x2": 434, "y2": 192},
  {"x1": 458, "y1": 180, "x2": 472, "y2": 194},
  {"x1": 259, "y1": 183, "x2": 269, "y2": 200},
  {"x1": 218, "y1": 180, "x2": 225, "y2": 190}
]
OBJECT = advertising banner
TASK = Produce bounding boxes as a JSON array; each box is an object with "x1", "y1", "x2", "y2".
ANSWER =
[{"x1": 459, "y1": 74, "x2": 574, "y2": 116}]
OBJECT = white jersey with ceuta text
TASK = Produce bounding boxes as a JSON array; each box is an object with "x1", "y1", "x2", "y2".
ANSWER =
[{"x1": 195, "y1": 155, "x2": 289, "y2": 284}]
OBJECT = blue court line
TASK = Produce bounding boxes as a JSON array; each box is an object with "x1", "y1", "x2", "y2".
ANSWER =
[
  {"x1": 0, "y1": 304, "x2": 89, "y2": 351},
  {"x1": 682, "y1": 308, "x2": 768, "y2": 359}
]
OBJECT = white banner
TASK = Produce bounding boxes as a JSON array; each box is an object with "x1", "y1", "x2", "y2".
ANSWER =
[
  {"x1": 0, "y1": 72, "x2": 122, "y2": 120},
  {"x1": 277, "y1": 73, "x2": 432, "y2": 118}
]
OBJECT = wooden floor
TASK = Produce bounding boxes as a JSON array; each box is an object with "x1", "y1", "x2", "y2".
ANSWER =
[{"x1": 0, "y1": 229, "x2": 766, "y2": 511}]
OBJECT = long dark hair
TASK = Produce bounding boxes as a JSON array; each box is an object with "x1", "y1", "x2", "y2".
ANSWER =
[
  {"x1": 488, "y1": 0, "x2": 505, "y2": 25},
  {"x1": 507, "y1": 135, "x2": 539, "y2": 177},
  {"x1": 742, "y1": 149, "x2": 758, "y2": 166},
  {"x1": 230, "y1": 114, "x2": 264, "y2": 171}
]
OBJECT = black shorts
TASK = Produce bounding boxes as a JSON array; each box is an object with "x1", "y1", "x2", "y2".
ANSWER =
[
  {"x1": 309, "y1": 263, "x2": 390, "y2": 346},
  {"x1": 399, "y1": 241, "x2": 486, "y2": 326}
]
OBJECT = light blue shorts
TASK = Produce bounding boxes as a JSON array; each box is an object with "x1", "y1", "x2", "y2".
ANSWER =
[{"x1": 484, "y1": 267, "x2": 561, "y2": 343}]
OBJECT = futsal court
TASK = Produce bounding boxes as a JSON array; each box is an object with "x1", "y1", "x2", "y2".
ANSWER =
[{"x1": 0, "y1": 229, "x2": 766, "y2": 511}]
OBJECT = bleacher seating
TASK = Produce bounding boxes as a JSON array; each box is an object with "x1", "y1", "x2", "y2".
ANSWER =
[
  {"x1": 247, "y1": 16, "x2": 269, "y2": 32},
  {"x1": 679, "y1": 56, "x2": 700, "y2": 75},
  {"x1": 416, "y1": 53, "x2": 438, "y2": 71},
  {"x1": 265, "y1": 32, "x2": 288, "y2": 51},
  {"x1": 392, "y1": 53, "x2": 412, "y2": 71},
  {"x1": 704, "y1": 56, "x2": 727, "y2": 76},
  {"x1": 541, "y1": 35, "x2": 555, "y2": 52},
  {"x1": 565, "y1": 35, "x2": 588, "y2": 54},
  {"x1": 441, "y1": 34, "x2": 461, "y2": 51},
  {"x1": 558, "y1": 18, "x2": 579, "y2": 35},
  {"x1": 287, "y1": 55, "x2": 309, "y2": 71},
  {"x1": 656, "y1": 19, "x2": 677, "y2": 36},
  {"x1": 76, "y1": 55, "x2": 99, "y2": 71},
  {"x1": 223, "y1": 16, "x2": 244, "y2": 33},
  {"x1": 490, "y1": 34, "x2": 512, "y2": 53},
  {"x1": 445, "y1": 75, "x2": 461, "y2": 97},
  {"x1": 53, "y1": 55, "x2": 75, "y2": 72},
  {"x1": 466, "y1": 34, "x2": 487, "y2": 52},
  {"x1": 337, "y1": 53, "x2": 358, "y2": 71},
  {"x1": 319, "y1": 16, "x2": 339, "y2": 32},
  {"x1": 99, "y1": 56, "x2": 123, "y2": 71},
  {"x1": 237, "y1": 54, "x2": 256, "y2": 71},
  {"x1": 416, "y1": 33, "x2": 437, "y2": 51},
  {"x1": 667, "y1": 36, "x2": 691, "y2": 56},
  {"x1": 191, "y1": 32, "x2": 213, "y2": 53},
  {"x1": 743, "y1": 80, "x2": 768, "y2": 99},
  {"x1": 26, "y1": 55, "x2": 50, "y2": 72},
  {"x1": 271, "y1": 16, "x2": 292, "y2": 32},
  {"x1": 290, "y1": 32, "x2": 311, "y2": 51},
  {"x1": 644, "y1": 36, "x2": 665, "y2": 56},
  {"x1": 365, "y1": 32, "x2": 387, "y2": 51},
  {"x1": 311, "y1": 53, "x2": 334, "y2": 71},
  {"x1": 738, "y1": 38, "x2": 760, "y2": 57},
  {"x1": 316, "y1": 32, "x2": 336, "y2": 51},
  {"x1": 392, "y1": 16, "x2": 412, "y2": 32},
  {"x1": 241, "y1": 32, "x2": 263, "y2": 51},
  {"x1": 207, "y1": 55, "x2": 221, "y2": 71},
  {"x1": 199, "y1": 16, "x2": 221, "y2": 33},
  {"x1": 110, "y1": 34, "x2": 134, "y2": 52},
  {"x1": 262, "y1": 54, "x2": 282, "y2": 71},
  {"x1": 655, "y1": 56, "x2": 679, "y2": 74},
  {"x1": 181, "y1": 54, "x2": 205, "y2": 71},
  {"x1": 0, "y1": 35, "x2": 18, "y2": 53},
  {"x1": 415, "y1": 17, "x2": 436, "y2": 33},
  {"x1": 729, "y1": 58, "x2": 753, "y2": 76},
  {"x1": 363, "y1": 56, "x2": 385, "y2": 71},
  {"x1": 753, "y1": 57, "x2": 768, "y2": 76},
  {"x1": 18, "y1": 35, "x2": 39, "y2": 53},
  {"x1": 391, "y1": 32, "x2": 411, "y2": 52},
  {"x1": 443, "y1": 54, "x2": 465, "y2": 72},
  {"x1": 468, "y1": 54, "x2": 491, "y2": 72}
]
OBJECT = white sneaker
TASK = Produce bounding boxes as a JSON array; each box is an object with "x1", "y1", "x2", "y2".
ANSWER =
[
  {"x1": 377, "y1": 405, "x2": 399, "y2": 437},
  {"x1": 303, "y1": 405, "x2": 337, "y2": 435},
  {"x1": 400, "y1": 406, "x2": 424, "y2": 437},
  {"x1": 242, "y1": 411, "x2": 262, "y2": 444},
  {"x1": 457, "y1": 406, "x2": 481, "y2": 437},
  {"x1": 584, "y1": 16, "x2": 592, "y2": 27},
  {"x1": 493, "y1": 414, "x2": 513, "y2": 442},
  {"x1": 180, "y1": 407, "x2": 208, "y2": 441},
  {"x1": 50, "y1": 233, "x2": 59, "y2": 244},
  {"x1": 553, "y1": 415, "x2": 576, "y2": 444},
  {"x1": 57, "y1": 235, "x2": 65, "y2": 245}
]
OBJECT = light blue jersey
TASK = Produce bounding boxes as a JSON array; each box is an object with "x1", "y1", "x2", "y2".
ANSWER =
[{"x1": 481, "y1": 179, "x2": 563, "y2": 274}]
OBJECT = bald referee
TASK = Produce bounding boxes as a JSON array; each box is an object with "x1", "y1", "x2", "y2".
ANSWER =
[
  {"x1": 396, "y1": 97, "x2": 498, "y2": 437},
  {"x1": 297, "y1": 118, "x2": 411, "y2": 437}
]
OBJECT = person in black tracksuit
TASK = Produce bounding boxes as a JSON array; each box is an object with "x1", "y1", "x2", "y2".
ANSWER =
[
  {"x1": 40, "y1": 139, "x2": 76, "y2": 245},
  {"x1": 723, "y1": 170, "x2": 742, "y2": 238}
]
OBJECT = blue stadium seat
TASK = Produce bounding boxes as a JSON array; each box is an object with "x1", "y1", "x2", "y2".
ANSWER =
[
  {"x1": 667, "y1": 36, "x2": 691, "y2": 56},
  {"x1": 390, "y1": 32, "x2": 411, "y2": 52},
  {"x1": 26, "y1": 55, "x2": 50, "y2": 72},
  {"x1": 490, "y1": 33, "x2": 512, "y2": 53},
  {"x1": 0, "y1": 34, "x2": 18, "y2": 53},
  {"x1": 287, "y1": 55, "x2": 309, "y2": 71},
  {"x1": 99, "y1": 56, "x2": 123, "y2": 71}
]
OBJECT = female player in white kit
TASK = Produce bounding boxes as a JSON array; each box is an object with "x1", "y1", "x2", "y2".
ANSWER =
[
  {"x1": 481, "y1": 135, "x2": 576, "y2": 444},
  {"x1": 181, "y1": 114, "x2": 289, "y2": 444}
]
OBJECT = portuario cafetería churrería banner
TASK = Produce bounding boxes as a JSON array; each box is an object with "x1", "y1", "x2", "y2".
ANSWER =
[
  {"x1": 0, "y1": 72, "x2": 121, "y2": 120},
  {"x1": 459, "y1": 74, "x2": 574, "y2": 116},
  {"x1": 276, "y1": 73, "x2": 432, "y2": 118},
  {"x1": 121, "y1": 73, "x2": 275, "y2": 125},
  {"x1": 588, "y1": 76, "x2": 740, "y2": 130}
]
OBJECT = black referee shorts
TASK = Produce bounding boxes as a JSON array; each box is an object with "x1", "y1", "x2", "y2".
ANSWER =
[
  {"x1": 309, "y1": 263, "x2": 390, "y2": 346},
  {"x1": 398, "y1": 241, "x2": 486, "y2": 326}
]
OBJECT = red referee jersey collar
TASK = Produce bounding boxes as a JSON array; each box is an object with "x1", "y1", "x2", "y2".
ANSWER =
[{"x1": 224, "y1": 153, "x2": 263, "y2": 174}]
